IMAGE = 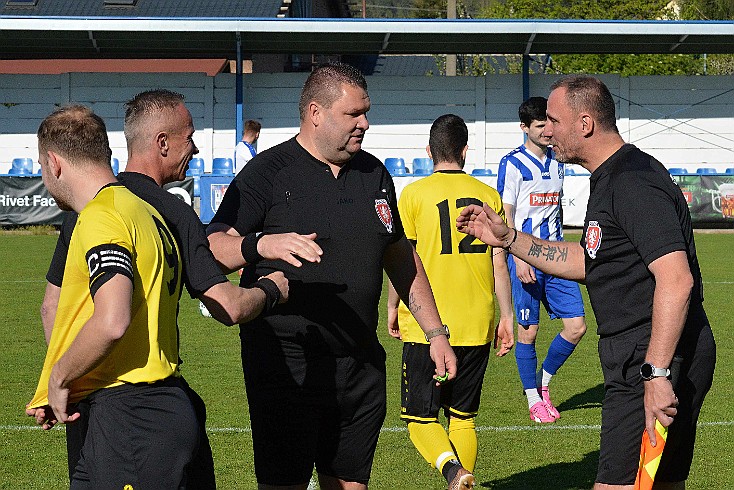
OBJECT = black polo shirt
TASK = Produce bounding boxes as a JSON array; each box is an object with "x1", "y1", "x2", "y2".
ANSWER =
[
  {"x1": 47, "y1": 172, "x2": 227, "y2": 298},
  {"x1": 582, "y1": 144, "x2": 704, "y2": 337},
  {"x1": 211, "y1": 137, "x2": 404, "y2": 357}
]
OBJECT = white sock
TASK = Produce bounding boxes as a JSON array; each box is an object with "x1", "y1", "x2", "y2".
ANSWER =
[
  {"x1": 542, "y1": 369, "x2": 553, "y2": 387},
  {"x1": 525, "y1": 388, "x2": 542, "y2": 408}
]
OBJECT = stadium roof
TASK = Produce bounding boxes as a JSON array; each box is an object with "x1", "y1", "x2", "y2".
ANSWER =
[
  {"x1": 0, "y1": 17, "x2": 733, "y2": 59},
  {"x1": 0, "y1": 0, "x2": 290, "y2": 18}
]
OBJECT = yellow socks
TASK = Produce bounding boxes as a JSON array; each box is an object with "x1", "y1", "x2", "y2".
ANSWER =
[
  {"x1": 407, "y1": 421, "x2": 457, "y2": 471},
  {"x1": 448, "y1": 417, "x2": 478, "y2": 472}
]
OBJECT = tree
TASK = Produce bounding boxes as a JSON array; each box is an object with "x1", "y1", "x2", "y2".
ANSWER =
[
  {"x1": 476, "y1": 0, "x2": 707, "y2": 76},
  {"x1": 678, "y1": 0, "x2": 734, "y2": 20},
  {"x1": 411, "y1": 0, "x2": 447, "y2": 18},
  {"x1": 676, "y1": 0, "x2": 734, "y2": 74}
]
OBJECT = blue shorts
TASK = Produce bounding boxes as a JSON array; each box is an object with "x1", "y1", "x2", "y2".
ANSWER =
[{"x1": 507, "y1": 255, "x2": 585, "y2": 326}]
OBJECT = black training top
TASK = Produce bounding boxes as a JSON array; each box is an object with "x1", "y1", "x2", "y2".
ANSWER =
[
  {"x1": 211, "y1": 137, "x2": 404, "y2": 357},
  {"x1": 582, "y1": 144, "x2": 704, "y2": 337},
  {"x1": 46, "y1": 172, "x2": 227, "y2": 298}
]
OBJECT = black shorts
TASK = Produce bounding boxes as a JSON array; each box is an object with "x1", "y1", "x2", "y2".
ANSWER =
[
  {"x1": 69, "y1": 377, "x2": 200, "y2": 489},
  {"x1": 596, "y1": 316, "x2": 715, "y2": 485},
  {"x1": 400, "y1": 342, "x2": 491, "y2": 422},
  {"x1": 241, "y1": 333, "x2": 387, "y2": 486},
  {"x1": 67, "y1": 378, "x2": 215, "y2": 489}
]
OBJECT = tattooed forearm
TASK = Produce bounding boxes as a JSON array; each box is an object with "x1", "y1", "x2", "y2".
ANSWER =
[
  {"x1": 525, "y1": 240, "x2": 569, "y2": 262},
  {"x1": 407, "y1": 292, "x2": 422, "y2": 314}
]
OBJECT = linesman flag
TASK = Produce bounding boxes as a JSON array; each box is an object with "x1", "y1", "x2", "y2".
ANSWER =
[{"x1": 634, "y1": 419, "x2": 668, "y2": 490}]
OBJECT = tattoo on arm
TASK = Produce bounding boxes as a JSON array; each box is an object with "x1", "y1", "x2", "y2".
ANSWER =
[
  {"x1": 525, "y1": 240, "x2": 569, "y2": 263},
  {"x1": 407, "y1": 292, "x2": 422, "y2": 314}
]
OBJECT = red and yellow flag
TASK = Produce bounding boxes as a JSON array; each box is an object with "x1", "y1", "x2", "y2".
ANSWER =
[{"x1": 634, "y1": 420, "x2": 668, "y2": 490}]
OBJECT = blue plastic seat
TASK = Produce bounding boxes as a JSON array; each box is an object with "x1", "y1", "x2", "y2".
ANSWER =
[
  {"x1": 11, "y1": 157, "x2": 33, "y2": 173},
  {"x1": 471, "y1": 168, "x2": 494, "y2": 176},
  {"x1": 696, "y1": 167, "x2": 717, "y2": 175},
  {"x1": 384, "y1": 157, "x2": 406, "y2": 176},
  {"x1": 185, "y1": 158, "x2": 204, "y2": 196},
  {"x1": 412, "y1": 158, "x2": 433, "y2": 175},
  {"x1": 726, "y1": 168, "x2": 734, "y2": 175},
  {"x1": 212, "y1": 157, "x2": 233, "y2": 175},
  {"x1": 391, "y1": 167, "x2": 408, "y2": 176},
  {"x1": 8, "y1": 166, "x2": 33, "y2": 175},
  {"x1": 668, "y1": 168, "x2": 688, "y2": 175},
  {"x1": 111, "y1": 158, "x2": 119, "y2": 175},
  {"x1": 188, "y1": 157, "x2": 204, "y2": 174}
]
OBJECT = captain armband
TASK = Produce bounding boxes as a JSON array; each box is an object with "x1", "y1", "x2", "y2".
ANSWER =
[{"x1": 86, "y1": 243, "x2": 134, "y2": 297}]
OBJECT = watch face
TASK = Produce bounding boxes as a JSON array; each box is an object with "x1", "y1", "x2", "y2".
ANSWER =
[{"x1": 640, "y1": 363, "x2": 654, "y2": 379}]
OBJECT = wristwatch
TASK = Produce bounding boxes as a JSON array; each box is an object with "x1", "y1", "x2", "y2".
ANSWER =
[
  {"x1": 640, "y1": 361, "x2": 670, "y2": 381},
  {"x1": 425, "y1": 325, "x2": 450, "y2": 342}
]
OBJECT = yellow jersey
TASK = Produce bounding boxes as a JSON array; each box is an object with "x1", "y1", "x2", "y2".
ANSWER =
[
  {"x1": 397, "y1": 171, "x2": 505, "y2": 346},
  {"x1": 28, "y1": 185, "x2": 182, "y2": 408}
]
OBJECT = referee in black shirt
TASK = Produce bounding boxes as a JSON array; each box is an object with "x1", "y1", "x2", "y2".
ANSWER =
[
  {"x1": 208, "y1": 62, "x2": 458, "y2": 489},
  {"x1": 458, "y1": 76, "x2": 715, "y2": 490}
]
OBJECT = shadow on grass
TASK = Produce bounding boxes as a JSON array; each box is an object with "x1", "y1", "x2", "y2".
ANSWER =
[
  {"x1": 481, "y1": 450, "x2": 598, "y2": 489},
  {"x1": 557, "y1": 382, "x2": 604, "y2": 413}
]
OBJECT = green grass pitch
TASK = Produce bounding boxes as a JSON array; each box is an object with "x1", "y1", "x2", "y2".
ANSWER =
[{"x1": 0, "y1": 232, "x2": 731, "y2": 489}]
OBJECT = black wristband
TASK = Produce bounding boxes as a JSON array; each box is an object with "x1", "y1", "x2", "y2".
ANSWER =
[
  {"x1": 250, "y1": 277, "x2": 281, "y2": 314},
  {"x1": 503, "y1": 228, "x2": 518, "y2": 251},
  {"x1": 240, "y1": 233, "x2": 263, "y2": 265}
]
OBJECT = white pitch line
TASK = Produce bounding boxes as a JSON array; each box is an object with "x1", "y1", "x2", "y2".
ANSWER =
[{"x1": 9, "y1": 422, "x2": 734, "y2": 433}]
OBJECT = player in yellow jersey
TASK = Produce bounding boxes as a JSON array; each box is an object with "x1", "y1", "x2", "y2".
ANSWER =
[
  {"x1": 26, "y1": 105, "x2": 199, "y2": 488},
  {"x1": 387, "y1": 114, "x2": 514, "y2": 490}
]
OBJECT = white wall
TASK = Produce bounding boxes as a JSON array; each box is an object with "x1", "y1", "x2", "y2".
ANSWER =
[{"x1": 1, "y1": 72, "x2": 733, "y2": 174}]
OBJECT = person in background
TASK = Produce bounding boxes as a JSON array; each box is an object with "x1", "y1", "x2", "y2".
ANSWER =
[
  {"x1": 497, "y1": 96, "x2": 586, "y2": 424},
  {"x1": 457, "y1": 75, "x2": 715, "y2": 490},
  {"x1": 387, "y1": 114, "x2": 514, "y2": 489},
  {"x1": 234, "y1": 119, "x2": 261, "y2": 174},
  {"x1": 207, "y1": 62, "x2": 457, "y2": 490}
]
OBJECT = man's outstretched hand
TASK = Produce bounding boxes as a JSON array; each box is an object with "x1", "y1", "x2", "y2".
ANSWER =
[{"x1": 456, "y1": 203, "x2": 511, "y2": 247}]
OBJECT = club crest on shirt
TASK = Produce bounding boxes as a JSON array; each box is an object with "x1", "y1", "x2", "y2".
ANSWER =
[
  {"x1": 375, "y1": 199, "x2": 393, "y2": 233},
  {"x1": 585, "y1": 220, "x2": 602, "y2": 259}
]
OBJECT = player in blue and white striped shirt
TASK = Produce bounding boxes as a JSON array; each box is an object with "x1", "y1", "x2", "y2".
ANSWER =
[{"x1": 497, "y1": 97, "x2": 587, "y2": 424}]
